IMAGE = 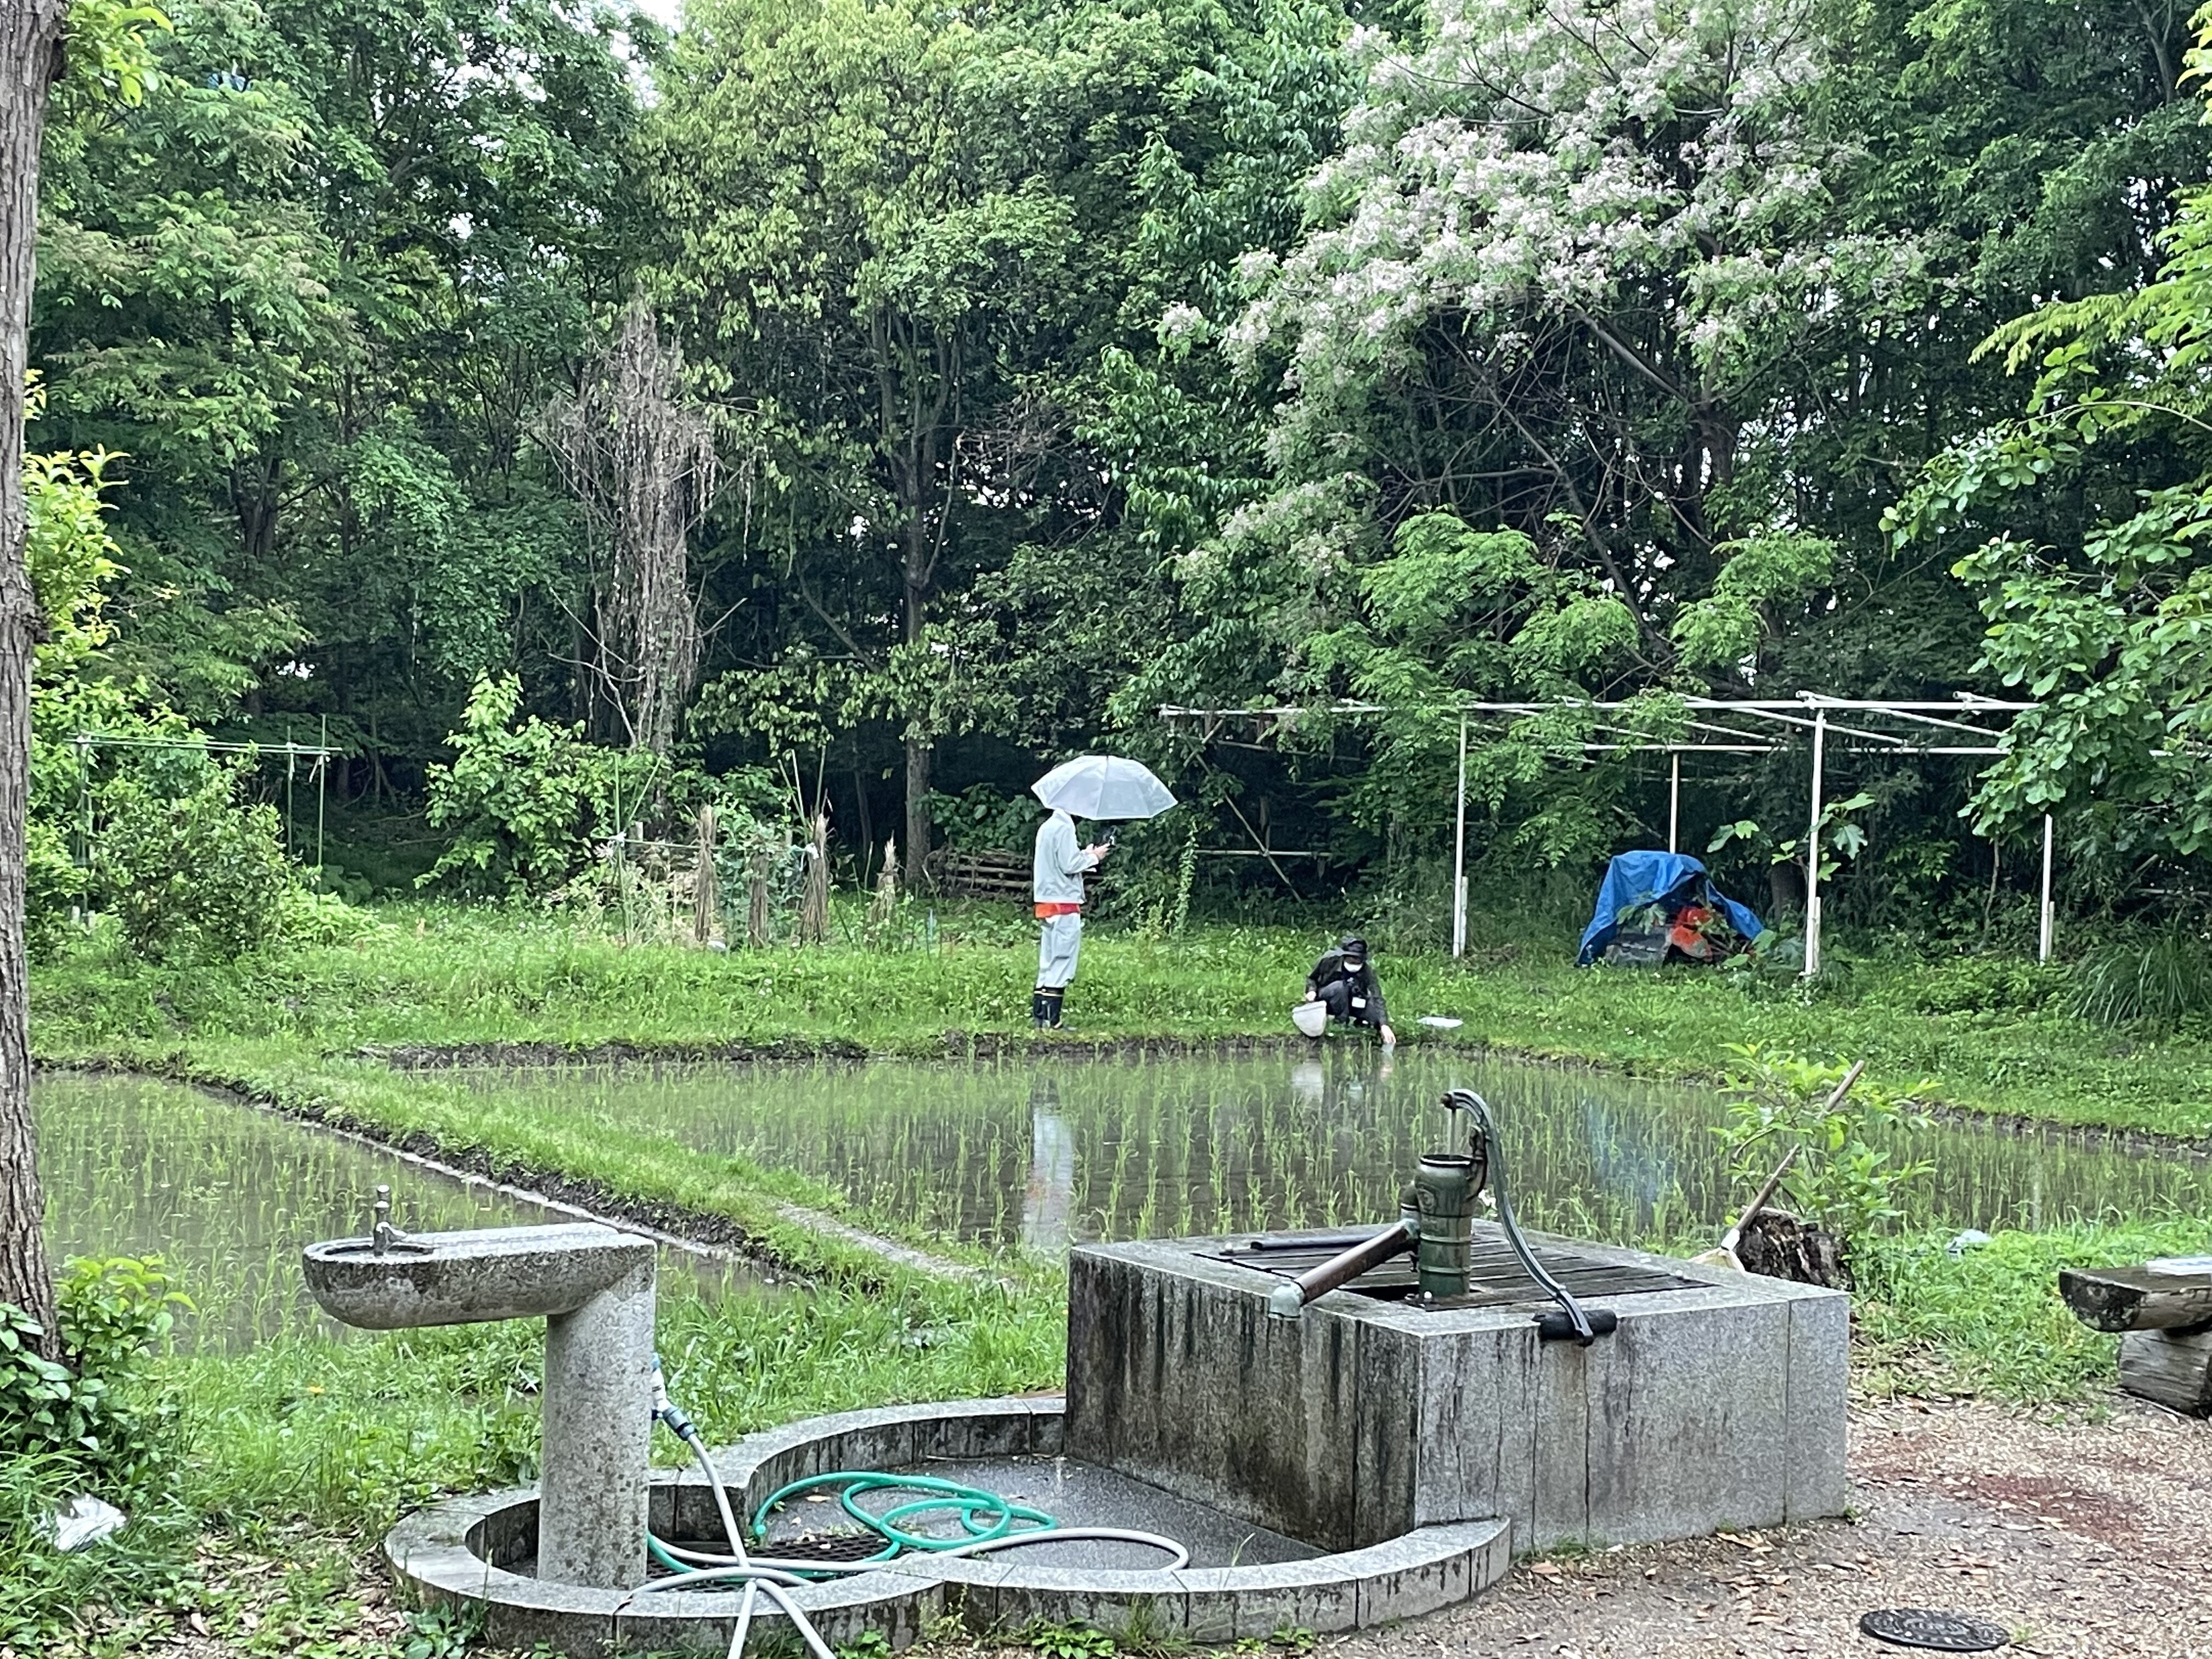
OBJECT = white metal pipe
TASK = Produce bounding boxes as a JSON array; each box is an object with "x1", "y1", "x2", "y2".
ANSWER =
[
  {"x1": 1804, "y1": 709, "x2": 1826, "y2": 980},
  {"x1": 1721, "y1": 706, "x2": 1913, "y2": 746},
  {"x1": 1156, "y1": 698, "x2": 2035, "y2": 718},
  {"x1": 1452, "y1": 717, "x2": 1468, "y2": 958},
  {"x1": 1668, "y1": 753, "x2": 1680, "y2": 854},
  {"x1": 2040, "y1": 815, "x2": 2055, "y2": 963}
]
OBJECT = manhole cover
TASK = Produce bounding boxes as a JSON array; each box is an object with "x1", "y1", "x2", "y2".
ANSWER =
[{"x1": 1859, "y1": 1608, "x2": 2011, "y2": 1652}]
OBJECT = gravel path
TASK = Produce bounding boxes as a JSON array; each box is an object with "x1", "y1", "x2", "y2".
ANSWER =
[{"x1": 1324, "y1": 1398, "x2": 2212, "y2": 1659}]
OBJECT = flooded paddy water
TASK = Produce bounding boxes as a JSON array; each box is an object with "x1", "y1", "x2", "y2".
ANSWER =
[
  {"x1": 454, "y1": 1046, "x2": 2212, "y2": 1254},
  {"x1": 33, "y1": 1049, "x2": 2209, "y2": 1351},
  {"x1": 32, "y1": 1073, "x2": 752, "y2": 1350}
]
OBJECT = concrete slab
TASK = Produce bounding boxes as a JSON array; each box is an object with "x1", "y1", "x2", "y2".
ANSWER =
[{"x1": 1066, "y1": 1227, "x2": 1849, "y2": 1554}]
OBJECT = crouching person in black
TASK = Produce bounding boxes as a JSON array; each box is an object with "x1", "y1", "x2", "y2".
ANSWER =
[{"x1": 1304, "y1": 935, "x2": 1396, "y2": 1047}]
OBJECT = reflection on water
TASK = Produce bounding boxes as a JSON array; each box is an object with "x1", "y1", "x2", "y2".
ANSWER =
[
  {"x1": 1023, "y1": 1078, "x2": 1075, "y2": 1256},
  {"x1": 33, "y1": 1074, "x2": 747, "y2": 1350},
  {"x1": 457, "y1": 1047, "x2": 2212, "y2": 1253}
]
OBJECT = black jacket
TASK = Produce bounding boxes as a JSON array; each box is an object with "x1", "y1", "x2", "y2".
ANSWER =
[{"x1": 1306, "y1": 949, "x2": 1387, "y2": 1026}]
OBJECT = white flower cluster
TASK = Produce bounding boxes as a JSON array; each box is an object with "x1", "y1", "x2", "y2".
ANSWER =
[{"x1": 1228, "y1": 0, "x2": 1926, "y2": 462}]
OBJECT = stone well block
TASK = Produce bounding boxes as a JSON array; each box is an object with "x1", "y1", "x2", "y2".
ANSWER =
[{"x1": 1065, "y1": 1229, "x2": 1847, "y2": 1554}]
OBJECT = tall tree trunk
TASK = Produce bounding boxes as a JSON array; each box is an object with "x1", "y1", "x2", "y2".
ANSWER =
[
  {"x1": 538, "y1": 298, "x2": 716, "y2": 763},
  {"x1": 904, "y1": 731, "x2": 930, "y2": 888},
  {"x1": 0, "y1": 1, "x2": 66, "y2": 1351},
  {"x1": 902, "y1": 556, "x2": 931, "y2": 889}
]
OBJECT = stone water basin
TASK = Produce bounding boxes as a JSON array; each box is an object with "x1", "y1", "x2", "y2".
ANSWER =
[
  {"x1": 302, "y1": 1222, "x2": 656, "y2": 1329},
  {"x1": 387, "y1": 1395, "x2": 1509, "y2": 1656}
]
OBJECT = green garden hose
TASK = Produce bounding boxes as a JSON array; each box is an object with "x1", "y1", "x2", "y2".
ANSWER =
[{"x1": 748, "y1": 1469, "x2": 1056, "y2": 1561}]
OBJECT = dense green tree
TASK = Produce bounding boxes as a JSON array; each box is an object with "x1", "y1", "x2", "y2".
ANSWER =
[
  {"x1": 1126, "y1": 0, "x2": 2205, "y2": 898},
  {"x1": 6, "y1": 0, "x2": 2203, "y2": 927},
  {"x1": 1894, "y1": 27, "x2": 2212, "y2": 892},
  {"x1": 33, "y1": 0, "x2": 650, "y2": 778},
  {"x1": 652, "y1": 0, "x2": 1349, "y2": 877}
]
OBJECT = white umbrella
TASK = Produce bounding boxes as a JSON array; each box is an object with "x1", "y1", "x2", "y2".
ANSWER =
[{"x1": 1031, "y1": 755, "x2": 1176, "y2": 821}]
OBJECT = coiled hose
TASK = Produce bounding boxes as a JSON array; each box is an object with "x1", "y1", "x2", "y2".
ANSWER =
[{"x1": 641, "y1": 1363, "x2": 1188, "y2": 1659}]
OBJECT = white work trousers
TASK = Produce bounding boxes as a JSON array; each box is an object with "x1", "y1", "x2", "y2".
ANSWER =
[{"x1": 1037, "y1": 913, "x2": 1083, "y2": 989}]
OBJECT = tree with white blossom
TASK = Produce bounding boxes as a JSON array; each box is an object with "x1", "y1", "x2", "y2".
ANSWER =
[{"x1": 1199, "y1": 0, "x2": 1932, "y2": 679}]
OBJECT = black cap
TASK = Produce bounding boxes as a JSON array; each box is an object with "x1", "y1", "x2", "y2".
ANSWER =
[{"x1": 1341, "y1": 935, "x2": 1367, "y2": 957}]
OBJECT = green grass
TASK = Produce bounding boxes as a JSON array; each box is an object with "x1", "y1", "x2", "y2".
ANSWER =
[
  {"x1": 28, "y1": 898, "x2": 2212, "y2": 1140},
  {"x1": 8, "y1": 1270, "x2": 1065, "y2": 1656},
  {"x1": 1854, "y1": 1215, "x2": 2212, "y2": 1404}
]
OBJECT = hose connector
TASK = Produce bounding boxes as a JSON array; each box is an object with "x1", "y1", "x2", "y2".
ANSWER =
[{"x1": 650, "y1": 1355, "x2": 696, "y2": 1439}]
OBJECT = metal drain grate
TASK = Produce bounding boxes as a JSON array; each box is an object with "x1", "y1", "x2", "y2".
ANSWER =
[
  {"x1": 769, "y1": 1530, "x2": 888, "y2": 1564},
  {"x1": 1204, "y1": 1224, "x2": 1696, "y2": 1309}
]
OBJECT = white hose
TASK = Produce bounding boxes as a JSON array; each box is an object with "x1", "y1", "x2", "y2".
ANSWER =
[
  {"x1": 646, "y1": 1562, "x2": 838, "y2": 1659},
  {"x1": 726, "y1": 1579, "x2": 758, "y2": 1659},
  {"x1": 647, "y1": 1363, "x2": 819, "y2": 1659},
  {"x1": 645, "y1": 1561, "x2": 816, "y2": 1589},
  {"x1": 654, "y1": 1525, "x2": 1192, "y2": 1576},
  {"x1": 680, "y1": 1425, "x2": 751, "y2": 1570},
  {"x1": 940, "y1": 1527, "x2": 1190, "y2": 1571},
  {"x1": 647, "y1": 1370, "x2": 1183, "y2": 1659},
  {"x1": 754, "y1": 1579, "x2": 839, "y2": 1659}
]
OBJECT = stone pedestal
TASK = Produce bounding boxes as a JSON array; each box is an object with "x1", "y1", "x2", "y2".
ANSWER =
[{"x1": 1065, "y1": 1227, "x2": 1848, "y2": 1554}]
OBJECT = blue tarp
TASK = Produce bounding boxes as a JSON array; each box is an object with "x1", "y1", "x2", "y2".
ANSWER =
[{"x1": 1575, "y1": 851, "x2": 1767, "y2": 967}]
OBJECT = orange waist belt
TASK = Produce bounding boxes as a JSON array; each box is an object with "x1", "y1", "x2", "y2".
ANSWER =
[{"x1": 1035, "y1": 902, "x2": 1082, "y2": 918}]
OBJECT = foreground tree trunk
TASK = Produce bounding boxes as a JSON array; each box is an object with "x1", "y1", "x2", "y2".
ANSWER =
[{"x1": 0, "y1": 1, "x2": 66, "y2": 1351}]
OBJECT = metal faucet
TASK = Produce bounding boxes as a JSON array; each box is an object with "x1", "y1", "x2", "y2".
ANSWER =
[{"x1": 371, "y1": 1184, "x2": 407, "y2": 1256}]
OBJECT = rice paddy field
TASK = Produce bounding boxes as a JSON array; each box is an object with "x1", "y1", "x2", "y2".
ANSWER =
[
  {"x1": 447, "y1": 1047, "x2": 2212, "y2": 1252},
  {"x1": 31, "y1": 1074, "x2": 757, "y2": 1348}
]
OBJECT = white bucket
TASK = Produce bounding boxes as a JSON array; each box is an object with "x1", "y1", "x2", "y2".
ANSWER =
[{"x1": 1291, "y1": 1001, "x2": 1328, "y2": 1039}]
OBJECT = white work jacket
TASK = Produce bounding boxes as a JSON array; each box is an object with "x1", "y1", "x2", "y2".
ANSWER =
[{"x1": 1032, "y1": 810, "x2": 1098, "y2": 905}]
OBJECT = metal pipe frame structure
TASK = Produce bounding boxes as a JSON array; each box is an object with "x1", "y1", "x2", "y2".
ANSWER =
[
  {"x1": 71, "y1": 723, "x2": 343, "y2": 870},
  {"x1": 1158, "y1": 693, "x2": 2050, "y2": 978}
]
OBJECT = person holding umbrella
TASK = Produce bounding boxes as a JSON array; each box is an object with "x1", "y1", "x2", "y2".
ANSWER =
[{"x1": 1030, "y1": 756, "x2": 1175, "y2": 1030}]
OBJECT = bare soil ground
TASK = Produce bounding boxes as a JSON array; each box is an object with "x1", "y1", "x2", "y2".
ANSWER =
[{"x1": 1323, "y1": 1398, "x2": 2212, "y2": 1659}]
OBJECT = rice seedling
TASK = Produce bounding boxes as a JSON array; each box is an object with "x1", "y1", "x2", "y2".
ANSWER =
[{"x1": 416, "y1": 1043, "x2": 2212, "y2": 1261}]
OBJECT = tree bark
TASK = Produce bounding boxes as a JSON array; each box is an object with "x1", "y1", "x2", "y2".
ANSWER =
[
  {"x1": 904, "y1": 730, "x2": 931, "y2": 889},
  {"x1": 539, "y1": 299, "x2": 715, "y2": 763},
  {"x1": 0, "y1": 0, "x2": 66, "y2": 1352},
  {"x1": 900, "y1": 481, "x2": 936, "y2": 892}
]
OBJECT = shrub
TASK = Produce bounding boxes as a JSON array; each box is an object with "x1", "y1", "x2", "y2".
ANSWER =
[
  {"x1": 24, "y1": 816, "x2": 87, "y2": 954},
  {"x1": 422, "y1": 674, "x2": 658, "y2": 896},
  {"x1": 928, "y1": 783, "x2": 1040, "y2": 854},
  {"x1": 1903, "y1": 953, "x2": 2068, "y2": 1015},
  {"x1": 0, "y1": 1257, "x2": 184, "y2": 1489},
  {"x1": 2068, "y1": 926, "x2": 2212, "y2": 1030},
  {"x1": 276, "y1": 885, "x2": 377, "y2": 947},
  {"x1": 1714, "y1": 1046, "x2": 1932, "y2": 1240},
  {"x1": 94, "y1": 763, "x2": 294, "y2": 962}
]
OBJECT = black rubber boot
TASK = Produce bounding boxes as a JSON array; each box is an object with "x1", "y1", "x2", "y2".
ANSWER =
[
  {"x1": 1030, "y1": 991, "x2": 1049, "y2": 1028},
  {"x1": 1041, "y1": 990, "x2": 1064, "y2": 1029}
]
